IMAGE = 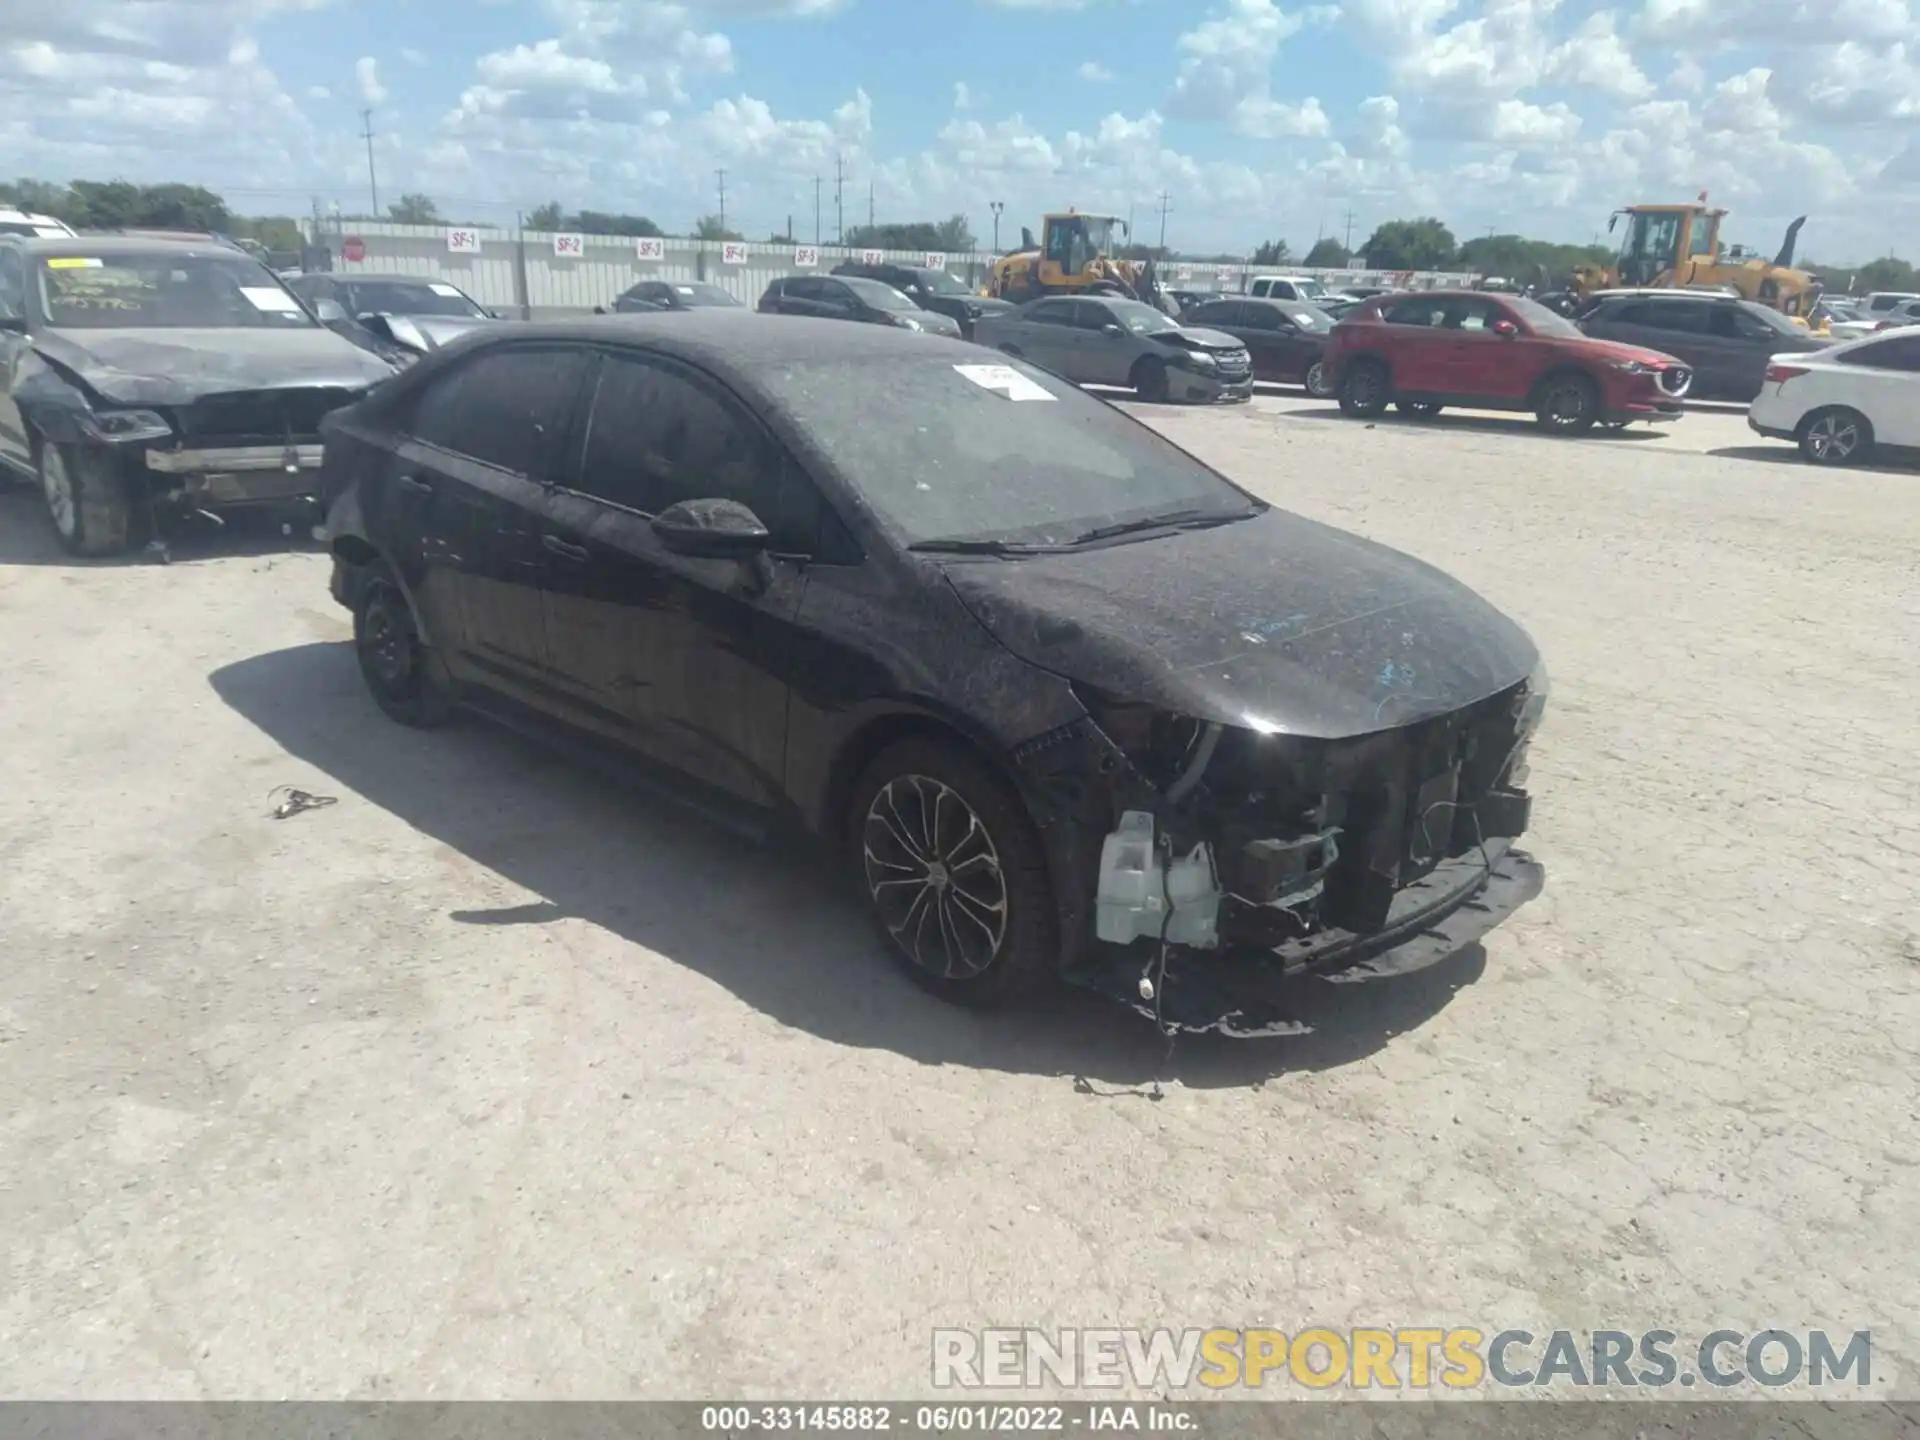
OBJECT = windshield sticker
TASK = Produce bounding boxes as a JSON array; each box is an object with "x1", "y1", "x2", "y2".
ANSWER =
[
  {"x1": 240, "y1": 286, "x2": 302, "y2": 313},
  {"x1": 674, "y1": 285, "x2": 695, "y2": 295},
  {"x1": 953, "y1": 363, "x2": 1055, "y2": 402},
  {"x1": 45, "y1": 257, "x2": 103, "y2": 269},
  {"x1": 428, "y1": 283, "x2": 463, "y2": 298}
]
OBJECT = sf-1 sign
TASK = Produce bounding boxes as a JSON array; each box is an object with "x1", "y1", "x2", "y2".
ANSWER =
[{"x1": 445, "y1": 228, "x2": 482, "y2": 254}]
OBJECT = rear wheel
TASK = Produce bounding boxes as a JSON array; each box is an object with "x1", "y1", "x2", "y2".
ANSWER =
[
  {"x1": 1303, "y1": 359, "x2": 1333, "y2": 398},
  {"x1": 1396, "y1": 400, "x2": 1443, "y2": 419},
  {"x1": 1336, "y1": 360, "x2": 1389, "y2": 417},
  {"x1": 1798, "y1": 407, "x2": 1873, "y2": 466},
  {"x1": 846, "y1": 737, "x2": 1058, "y2": 1007},
  {"x1": 1534, "y1": 374, "x2": 1600, "y2": 434},
  {"x1": 38, "y1": 441, "x2": 143, "y2": 557},
  {"x1": 1130, "y1": 356, "x2": 1171, "y2": 402},
  {"x1": 354, "y1": 566, "x2": 452, "y2": 727}
]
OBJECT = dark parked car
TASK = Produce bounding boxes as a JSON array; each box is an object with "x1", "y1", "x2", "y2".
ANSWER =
[
  {"x1": 1169, "y1": 289, "x2": 1225, "y2": 314},
  {"x1": 0, "y1": 235, "x2": 397, "y2": 556},
  {"x1": 317, "y1": 313, "x2": 1546, "y2": 1035},
  {"x1": 1327, "y1": 290, "x2": 1693, "y2": 432},
  {"x1": 1576, "y1": 290, "x2": 1827, "y2": 402},
  {"x1": 759, "y1": 274, "x2": 962, "y2": 337},
  {"x1": 1177, "y1": 296, "x2": 1336, "y2": 395},
  {"x1": 602, "y1": 279, "x2": 744, "y2": 315},
  {"x1": 286, "y1": 271, "x2": 500, "y2": 361},
  {"x1": 972, "y1": 295, "x2": 1253, "y2": 403},
  {"x1": 830, "y1": 261, "x2": 1010, "y2": 338}
]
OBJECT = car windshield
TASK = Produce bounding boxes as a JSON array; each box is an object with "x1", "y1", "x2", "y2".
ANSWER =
[
  {"x1": 844, "y1": 277, "x2": 915, "y2": 311},
  {"x1": 1108, "y1": 300, "x2": 1177, "y2": 334},
  {"x1": 1290, "y1": 277, "x2": 1328, "y2": 298},
  {"x1": 37, "y1": 252, "x2": 314, "y2": 329},
  {"x1": 344, "y1": 279, "x2": 485, "y2": 317},
  {"x1": 918, "y1": 271, "x2": 972, "y2": 296},
  {"x1": 1509, "y1": 296, "x2": 1582, "y2": 338},
  {"x1": 678, "y1": 283, "x2": 742, "y2": 307},
  {"x1": 752, "y1": 353, "x2": 1261, "y2": 548},
  {"x1": 1283, "y1": 305, "x2": 1333, "y2": 333}
]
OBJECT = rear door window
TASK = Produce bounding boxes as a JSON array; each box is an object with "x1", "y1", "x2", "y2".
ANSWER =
[
  {"x1": 1642, "y1": 301, "x2": 1710, "y2": 335},
  {"x1": 1026, "y1": 300, "x2": 1076, "y2": 326},
  {"x1": 1385, "y1": 296, "x2": 1450, "y2": 327},
  {"x1": 1837, "y1": 336, "x2": 1920, "y2": 371},
  {"x1": 408, "y1": 345, "x2": 590, "y2": 479}
]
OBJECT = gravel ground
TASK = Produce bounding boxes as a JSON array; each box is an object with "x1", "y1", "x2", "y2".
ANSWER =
[{"x1": 0, "y1": 394, "x2": 1915, "y2": 1403}]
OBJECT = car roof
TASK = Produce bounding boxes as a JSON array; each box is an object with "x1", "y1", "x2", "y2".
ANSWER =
[
  {"x1": 440, "y1": 311, "x2": 968, "y2": 374},
  {"x1": 0, "y1": 234, "x2": 256, "y2": 258}
]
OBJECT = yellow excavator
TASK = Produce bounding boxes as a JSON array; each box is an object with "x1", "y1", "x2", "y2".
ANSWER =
[
  {"x1": 983, "y1": 210, "x2": 1166, "y2": 307},
  {"x1": 1568, "y1": 199, "x2": 1823, "y2": 320}
]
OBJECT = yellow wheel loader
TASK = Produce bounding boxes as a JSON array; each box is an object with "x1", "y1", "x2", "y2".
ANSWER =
[
  {"x1": 982, "y1": 210, "x2": 1168, "y2": 309},
  {"x1": 1568, "y1": 201, "x2": 1823, "y2": 321}
]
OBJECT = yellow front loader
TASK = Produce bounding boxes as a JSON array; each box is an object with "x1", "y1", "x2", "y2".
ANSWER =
[
  {"x1": 1568, "y1": 200, "x2": 1823, "y2": 320},
  {"x1": 982, "y1": 210, "x2": 1166, "y2": 308}
]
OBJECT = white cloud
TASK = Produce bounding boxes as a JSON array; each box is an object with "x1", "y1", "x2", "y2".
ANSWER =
[
  {"x1": 306, "y1": 84, "x2": 330, "y2": 100},
  {"x1": 1169, "y1": 0, "x2": 1326, "y2": 140},
  {"x1": 399, "y1": 48, "x2": 429, "y2": 68},
  {"x1": 355, "y1": 56, "x2": 386, "y2": 106},
  {"x1": 953, "y1": 80, "x2": 972, "y2": 109},
  {"x1": 1077, "y1": 61, "x2": 1114, "y2": 82},
  {"x1": 1701, "y1": 67, "x2": 1782, "y2": 134}
]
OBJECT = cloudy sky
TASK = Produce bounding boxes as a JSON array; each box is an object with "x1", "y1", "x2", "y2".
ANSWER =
[{"x1": 2, "y1": 0, "x2": 1915, "y2": 260}]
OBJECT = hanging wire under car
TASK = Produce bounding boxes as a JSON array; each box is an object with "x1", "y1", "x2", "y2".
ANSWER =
[{"x1": 268, "y1": 786, "x2": 338, "y2": 819}]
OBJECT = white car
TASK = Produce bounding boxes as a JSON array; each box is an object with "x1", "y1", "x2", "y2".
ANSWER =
[
  {"x1": 1747, "y1": 329, "x2": 1920, "y2": 465},
  {"x1": 1827, "y1": 297, "x2": 1920, "y2": 341},
  {"x1": 0, "y1": 207, "x2": 76, "y2": 239}
]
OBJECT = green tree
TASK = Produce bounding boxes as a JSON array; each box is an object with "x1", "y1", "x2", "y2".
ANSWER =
[
  {"x1": 1303, "y1": 237, "x2": 1351, "y2": 267},
  {"x1": 1359, "y1": 217, "x2": 1458, "y2": 270},
  {"x1": 1853, "y1": 256, "x2": 1918, "y2": 292},
  {"x1": 1251, "y1": 238, "x2": 1291, "y2": 265},
  {"x1": 0, "y1": 178, "x2": 78, "y2": 219},
  {"x1": 845, "y1": 216, "x2": 976, "y2": 253},
  {"x1": 526, "y1": 201, "x2": 564, "y2": 231},
  {"x1": 766, "y1": 230, "x2": 797, "y2": 244},
  {"x1": 574, "y1": 210, "x2": 663, "y2": 237},
  {"x1": 1457, "y1": 233, "x2": 1612, "y2": 287},
  {"x1": 387, "y1": 192, "x2": 442, "y2": 224},
  {"x1": 694, "y1": 214, "x2": 744, "y2": 241}
]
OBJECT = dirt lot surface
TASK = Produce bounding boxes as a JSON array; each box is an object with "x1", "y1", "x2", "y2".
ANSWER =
[{"x1": 1, "y1": 392, "x2": 1915, "y2": 1401}]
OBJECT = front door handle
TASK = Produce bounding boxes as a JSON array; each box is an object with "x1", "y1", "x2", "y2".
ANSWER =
[
  {"x1": 395, "y1": 474, "x2": 432, "y2": 496},
  {"x1": 542, "y1": 534, "x2": 589, "y2": 562}
]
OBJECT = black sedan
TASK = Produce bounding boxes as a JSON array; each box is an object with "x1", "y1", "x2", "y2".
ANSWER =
[
  {"x1": 758, "y1": 274, "x2": 963, "y2": 338},
  {"x1": 602, "y1": 279, "x2": 744, "y2": 314},
  {"x1": 1177, "y1": 296, "x2": 1336, "y2": 395},
  {"x1": 317, "y1": 313, "x2": 1546, "y2": 1034}
]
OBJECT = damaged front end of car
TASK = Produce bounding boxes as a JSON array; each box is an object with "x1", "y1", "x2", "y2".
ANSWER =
[{"x1": 1011, "y1": 663, "x2": 1548, "y2": 1037}]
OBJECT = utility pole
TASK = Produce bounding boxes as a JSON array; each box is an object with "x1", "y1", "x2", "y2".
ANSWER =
[
  {"x1": 813, "y1": 176, "x2": 823, "y2": 245},
  {"x1": 715, "y1": 169, "x2": 727, "y2": 233},
  {"x1": 834, "y1": 153, "x2": 844, "y2": 244},
  {"x1": 1155, "y1": 190, "x2": 1172, "y2": 254},
  {"x1": 989, "y1": 200, "x2": 1004, "y2": 254},
  {"x1": 360, "y1": 108, "x2": 379, "y2": 218},
  {"x1": 868, "y1": 180, "x2": 875, "y2": 231},
  {"x1": 1342, "y1": 208, "x2": 1356, "y2": 254}
]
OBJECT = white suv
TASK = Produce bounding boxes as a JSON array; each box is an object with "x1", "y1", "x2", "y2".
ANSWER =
[
  {"x1": 1247, "y1": 273, "x2": 1331, "y2": 303},
  {"x1": 0, "y1": 207, "x2": 76, "y2": 239}
]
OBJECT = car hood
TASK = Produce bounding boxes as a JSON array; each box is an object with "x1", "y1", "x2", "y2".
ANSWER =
[
  {"x1": 1151, "y1": 327, "x2": 1245, "y2": 353},
  {"x1": 1570, "y1": 335, "x2": 1689, "y2": 368},
  {"x1": 33, "y1": 326, "x2": 396, "y2": 406},
  {"x1": 938, "y1": 508, "x2": 1538, "y2": 739},
  {"x1": 366, "y1": 313, "x2": 494, "y2": 352}
]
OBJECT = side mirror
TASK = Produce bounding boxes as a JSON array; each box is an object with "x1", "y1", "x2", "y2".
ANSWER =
[
  {"x1": 1101, "y1": 323, "x2": 1125, "y2": 336},
  {"x1": 0, "y1": 313, "x2": 26, "y2": 334},
  {"x1": 311, "y1": 298, "x2": 348, "y2": 324},
  {"x1": 1491, "y1": 319, "x2": 1520, "y2": 337},
  {"x1": 651, "y1": 498, "x2": 772, "y2": 558}
]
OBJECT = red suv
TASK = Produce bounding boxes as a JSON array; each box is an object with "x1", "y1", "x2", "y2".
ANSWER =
[{"x1": 1326, "y1": 290, "x2": 1693, "y2": 433}]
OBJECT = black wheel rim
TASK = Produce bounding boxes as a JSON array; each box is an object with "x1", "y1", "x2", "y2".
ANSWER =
[
  {"x1": 1348, "y1": 371, "x2": 1379, "y2": 406},
  {"x1": 862, "y1": 774, "x2": 1008, "y2": 980},
  {"x1": 1545, "y1": 384, "x2": 1589, "y2": 427},
  {"x1": 360, "y1": 585, "x2": 417, "y2": 692}
]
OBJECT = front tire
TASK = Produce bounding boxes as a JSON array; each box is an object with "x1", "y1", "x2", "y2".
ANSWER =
[
  {"x1": 1535, "y1": 374, "x2": 1600, "y2": 434},
  {"x1": 1130, "y1": 356, "x2": 1170, "y2": 402},
  {"x1": 1336, "y1": 360, "x2": 1390, "y2": 417},
  {"x1": 354, "y1": 566, "x2": 451, "y2": 728},
  {"x1": 847, "y1": 737, "x2": 1058, "y2": 1007},
  {"x1": 1303, "y1": 359, "x2": 1333, "y2": 398},
  {"x1": 38, "y1": 441, "x2": 142, "y2": 557},
  {"x1": 1798, "y1": 407, "x2": 1872, "y2": 466}
]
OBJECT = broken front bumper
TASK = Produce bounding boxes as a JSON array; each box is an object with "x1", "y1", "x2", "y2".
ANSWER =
[{"x1": 143, "y1": 443, "x2": 327, "y2": 505}]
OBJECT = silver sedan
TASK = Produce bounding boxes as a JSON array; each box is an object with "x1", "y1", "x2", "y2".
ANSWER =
[{"x1": 972, "y1": 294, "x2": 1255, "y2": 403}]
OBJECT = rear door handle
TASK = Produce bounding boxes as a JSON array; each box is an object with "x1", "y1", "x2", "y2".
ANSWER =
[
  {"x1": 395, "y1": 474, "x2": 432, "y2": 496},
  {"x1": 542, "y1": 534, "x2": 589, "y2": 562}
]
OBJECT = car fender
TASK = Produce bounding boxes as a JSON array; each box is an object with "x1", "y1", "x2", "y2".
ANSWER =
[
  {"x1": 12, "y1": 351, "x2": 98, "y2": 448},
  {"x1": 323, "y1": 481, "x2": 441, "y2": 650},
  {"x1": 1331, "y1": 347, "x2": 1392, "y2": 385},
  {"x1": 1527, "y1": 360, "x2": 1602, "y2": 405}
]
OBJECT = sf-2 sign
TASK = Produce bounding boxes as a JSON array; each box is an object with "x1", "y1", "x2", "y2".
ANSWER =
[
  {"x1": 922, "y1": 252, "x2": 947, "y2": 271},
  {"x1": 553, "y1": 233, "x2": 585, "y2": 258},
  {"x1": 861, "y1": 249, "x2": 885, "y2": 266}
]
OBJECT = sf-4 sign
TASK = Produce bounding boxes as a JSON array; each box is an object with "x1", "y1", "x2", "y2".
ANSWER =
[{"x1": 721, "y1": 242, "x2": 749, "y2": 264}]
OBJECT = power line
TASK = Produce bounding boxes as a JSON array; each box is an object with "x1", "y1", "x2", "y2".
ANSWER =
[{"x1": 360, "y1": 108, "x2": 378, "y2": 218}]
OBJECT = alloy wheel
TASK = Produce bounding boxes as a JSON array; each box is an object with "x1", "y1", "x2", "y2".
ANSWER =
[
  {"x1": 40, "y1": 449, "x2": 77, "y2": 539},
  {"x1": 1305, "y1": 360, "x2": 1330, "y2": 397},
  {"x1": 1543, "y1": 383, "x2": 1590, "y2": 428},
  {"x1": 861, "y1": 774, "x2": 1008, "y2": 980},
  {"x1": 359, "y1": 583, "x2": 417, "y2": 692},
  {"x1": 1805, "y1": 413, "x2": 1859, "y2": 462}
]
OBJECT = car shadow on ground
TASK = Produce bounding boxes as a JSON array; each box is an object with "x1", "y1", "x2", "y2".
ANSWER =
[
  {"x1": 209, "y1": 641, "x2": 1541, "y2": 1091},
  {"x1": 0, "y1": 487, "x2": 325, "y2": 568},
  {"x1": 1278, "y1": 406, "x2": 1667, "y2": 440},
  {"x1": 1708, "y1": 444, "x2": 1919, "y2": 475}
]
